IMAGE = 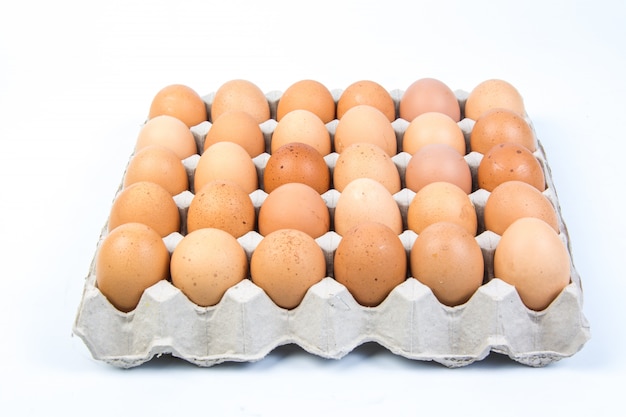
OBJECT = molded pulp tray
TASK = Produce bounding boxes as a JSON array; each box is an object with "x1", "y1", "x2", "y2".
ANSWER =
[{"x1": 73, "y1": 88, "x2": 591, "y2": 368}]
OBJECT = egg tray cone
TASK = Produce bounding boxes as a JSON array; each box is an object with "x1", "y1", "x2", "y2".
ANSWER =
[{"x1": 72, "y1": 89, "x2": 590, "y2": 368}]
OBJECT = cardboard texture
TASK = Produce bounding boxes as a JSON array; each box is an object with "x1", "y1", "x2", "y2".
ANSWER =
[{"x1": 73, "y1": 88, "x2": 590, "y2": 368}]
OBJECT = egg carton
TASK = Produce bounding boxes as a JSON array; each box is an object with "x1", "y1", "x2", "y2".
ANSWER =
[{"x1": 72, "y1": 88, "x2": 590, "y2": 368}]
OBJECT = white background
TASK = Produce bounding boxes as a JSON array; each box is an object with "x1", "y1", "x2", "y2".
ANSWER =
[{"x1": 1, "y1": 0, "x2": 624, "y2": 415}]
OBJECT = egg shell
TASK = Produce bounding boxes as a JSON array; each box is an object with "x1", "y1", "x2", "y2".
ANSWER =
[
  {"x1": 465, "y1": 79, "x2": 526, "y2": 120},
  {"x1": 270, "y1": 109, "x2": 332, "y2": 156},
  {"x1": 136, "y1": 115, "x2": 198, "y2": 160},
  {"x1": 477, "y1": 142, "x2": 546, "y2": 192},
  {"x1": 194, "y1": 141, "x2": 258, "y2": 194},
  {"x1": 337, "y1": 80, "x2": 396, "y2": 121},
  {"x1": 334, "y1": 104, "x2": 397, "y2": 156},
  {"x1": 123, "y1": 145, "x2": 189, "y2": 196},
  {"x1": 210, "y1": 79, "x2": 270, "y2": 123},
  {"x1": 402, "y1": 111, "x2": 467, "y2": 155},
  {"x1": 405, "y1": 143, "x2": 473, "y2": 194},
  {"x1": 399, "y1": 78, "x2": 461, "y2": 122},
  {"x1": 204, "y1": 110, "x2": 265, "y2": 157},
  {"x1": 470, "y1": 108, "x2": 536, "y2": 154},
  {"x1": 148, "y1": 84, "x2": 208, "y2": 128},
  {"x1": 263, "y1": 142, "x2": 330, "y2": 194},
  {"x1": 276, "y1": 79, "x2": 335, "y2": 123},
  {"x1": 333, "y1": 142, "x2": 401, "y2": 194}
]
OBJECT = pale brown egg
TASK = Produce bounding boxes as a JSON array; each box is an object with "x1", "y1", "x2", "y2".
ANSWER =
[
  {"x1": 405, "y1": 143, "x2": 472, "y2": 194},
  {"x1": 270, "y1": 109, "x2": 332, "y2": 156},
  {"x1": 470, "y1": 108, "x2": 536, "y2": 154},
  {"x1": 334, "y1": 105, "x2": 397, "y2": 156},
  {"x1": 204, "y1": 110, "x2": 265, "y2": 157},
  {"x1": 402, "y1": 111, "x2": 466, "y2": 155},
  {"x1": 263, "y1": 142, "x2": 330, "y2": 194},
  {"x1": 410, "y1": 222, "x2": 484, "y2": 307},
  {"x1": 108, "y1": 181, "x2": 180, "y2": 237},
  {"x1": 123, "y1": 145, "x2": 189, "y2": 196},
  {"x1": 494, "y1": 217, "x2": 571, "y2": 311},
  {"x1": 258, "y1": 183, "x2": 330, "y2": 238},
  {"x1": 333, "y1": 221, "x2": 407, "y2": 307},
  {"x1": 210, "y1": 79, "x2": 270, "y2": 123},
  {"x1": 148, "y1": 84, "x2": 207, "y2": 128},
  {"x1": 170, "y1": 228, "x2": 248, "y2": 307},
  {"x1": 333, "y1": 142, "x2": 401, "y2": 194},
  {"x1": 484, "y1": 180, "x2": 559, "y2": 235},
  {"x1": 96, "y1": 222, "x2": 170, "y2": 312},
  {"x1": 464, "y1": 79, "x2": 526, "y2": 120},
  {"x1": 407, "y1": 182, "x2": 477, "y2": 235},
  {"x1": 194, "y1": 141, "x2": 258, "y2": 194},
  {"x1": 399, "y1": 78, "x2": 461, "y2": 122},
  {"x1": 276, "y1": 79, "x2": 335, "y2": 123},
  {"x1": 477, "y1": 143, "x2": 545, "y2": 192},
  {"x1": 186, "y1": 179, "x2": 255, "y2": 238},
  {"x1": 334, "y1": 177, "x2": 403, "y2": 236},
  {"x1": 250, "y1": 228, "x2": 326, "y2": 310},
  {"x1": 337, "y1": 80, "x2": 395, "y2": 121},
  {"x1": 136, "y1": 115, "x2": 198, "y2": 160}
]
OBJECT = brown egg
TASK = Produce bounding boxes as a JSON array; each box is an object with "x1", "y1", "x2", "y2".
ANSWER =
[
  {"x1": 407, "y1": 182, "x2": 477, "y2": 235},
  {"x1": 204, "y1": 110, "x2": 265, "y2": 157},
  {"x1": 210, "y1": 79, "x2": 270, "y2": 123},
  {"x1": 399, "y1": 78, "x2": 461, "y2": 122},
  {"x1": 484, "y1": 180, "x2": 559, "y2": 235},
  {"x1": 470, "y1": 108, "x2": 536, "y2": 154},
  {"x1": 136, "y1": 115, "x2": 198, "y2": 160},
  {"x1": 148, "y1": 84, "x2": 207, "y2": 128},
  {"x1": 334, "y1": 105, "x2": 397, "y2": 156},
  {"x1": 465, "y1": 79, "x2": 526, "y2": 120},
  {"x1": 270, "y1": 109, "x2": 332, "y2": 156},
  {"x1": 186, "y1": 179, "x2": 255, "y2": 238},
  {"x1": 402, "y1": 111, "x2": 466, "y2": 155},
  {"x1": 250, "y1": 228, "x2": 326, "y2": 310},
  {"x1": 333, "y1": 221, "x2": 407, "y2": 307},
  {"x1": 108, "y1": 181, "x2": 180, "y2": 237},
  {"x1": 334, "y1": 177, "x2": 403, "y2": 236},
  {"x1": 258, "y1": 183, "x2": 330, "y2": 238},
  {"x1": 337, "y1": 80, "x2": 395, "y2": 121},
  {"x1": 494, "y1": 217, "x2": 571, "y2": 311},
  {"x1": 263, "y1": 142, "x2": 330, "y2": 194},
  {"x1": 96, "y1": 222, "x2": 170, "y2": 312},
  {"x1": 276, "y1": 79, "x2": 335, "y2": 123},
  {"x1": 123, "y1": 145, "x2": 189, "y2": 196},
  {"x1": 410, "y1": 222, "x2": 484, "y2": 307},
  {"x1": 477, "y1": 143, "x2": 545, "y2": 192},
  {"x1": 194, "y1": 141, "x2": 258, "y2": 194},
  {"x1": 333, "y1": 142, "x2": 401, "y2": 194},
  {"x1": 405, "y1": 143, "x2": 472, "y2": 194},
  {"x1": 170, "y1": 228, "x2": 248, "y2": 307}
]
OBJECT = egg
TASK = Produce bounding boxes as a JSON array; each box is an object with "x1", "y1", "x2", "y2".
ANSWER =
[
  {"x1": 270, "y1": 109, "x2": 332, "y2": 156},
  {"x1": 204, "y1": 110, "x2": 265, "y2": 157},
  {"x1": 405, "y1": 143, "x2": 472, "y2": 194},
  {"x1": 123, "y1": 145, "x2": 189, "y2": 196},
  {"x1": 135, "y1": 115, "x2": 198, "y2": 160},
  {"x1": 96, "y1": 222, "x2": 170, "y2": 312},
  {"x1": 333, "y1": 105, "x2": 397, "y2": 156},
  {"x1": 477, "y1": 143, "x2": 545, "y2": 192},
  {"x1": 250, "y1": 228, "x2": 326, "y2": 309},
  {"x1": 263, "y1": 142, "x2": 330, "y2": 194},
  {"x1": 407, "y1": 182, "x2": 477, "y2": 235},
  {"x1": 194, "y1": 141, "x2": 258, "y2": 194},
  {"x1": 170, "y1": 228, "x2": 248, "y2": 307},
  {"x1": 464, "y1": 79, "x2": 526, "y2": 120},
  {"x1": 484, "y1": 180, "x2": 559, "y2": 235},
  {"x1": 258, "y1": 183, "x2": 330, "y2": 238},
  {"x1": 333, "y1": 142, "x2": 401, "y2": 194},
  {"x1": 410, "y1": 222, "x2": 484, "y2": 307},
  {"x1": 108, "y1": 181, "x2": 180, "y2": 237},
  {"x1": 210, "y1": 79, "x2": 270, "y2": 123},
  {"x1": 402, "y1": 111, "x2": 466, "y2": 155},
  {"x1": 399, "y1": 78, "x2": 461, "y2": 122},
  {"x1": 337, "y1": 80, "x2": 395, "y2": 121},
  {"x1": 470, "y1": 108, "x2": 536, "y2": 154},
  {"x1": 334, "y1": 177, "x2": 403, "y2": 236},
  {"x1": 148, "y1": 84, "x2": 207, "y2": 128},
  {"x1": 276, "y1": 79, "x2": 335, "y2": 123},
  {"x1": 186, "y1": 179, "x2": 255, "y2": 238},
  {"x1": 493, "y1": 217, "x2": 571, "y2": 311},
  {"x1": 333, "y1": 221, "x2": 407, "y2": 307}
]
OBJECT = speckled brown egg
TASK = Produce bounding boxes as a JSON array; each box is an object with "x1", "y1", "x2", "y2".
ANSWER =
[
  {"x1": 204, "y1": 110, "x2": 265, "y2": 157},
  {"x1": 337, "y1": 80, "x2": 395, "y2": 121},
  {"x1": 148, "y1": 84, "x2": 207, "y2": 128},
  {"x1": 333, "y1": 221, "x2": 407, "y2": 307},
  {"x1": 96, "y1": 222, "x2": 170, "y2": 312},
  {"x1": 470, "y1": 108, "x2": 536, "y2": 154},
  {"x1": 464, "y1": 79, "x2": 526, "y2": 120},
  {"x1": 402, "y1": 111, "x2": 466, "y2": 155},
  {"x1": 333, "y1": 142, "x2": 401, "y2": 194},
  {"x1": 194, "y1": 141, "x2": 258, "y2": 194},
  {"x1": 263, "y1": 142, "x2": 330, "y2": 194},
  {"x1": 334, "y1": 105, "x2": 397, "y2": 157},
  {"x1": 135, "y1": 115, "x2": 198, "y2": 160},
  {"x1": 210, "y1": 79, "x2": 270, "y2": 124},
  {"x1": 399, "y1": 78, "x2": 461, "y2": 122},
  {"x1": 405, "y1": 143, "x2": 472, "y2": 194},
  {"x1": 276, "y1": 79, "x2": 335, "y2": 123},
  {"x1": 477, "y1": 143, "x2": 545, "y2": 192},
  {"x1": 123, "y1": 145, "x2": 189, "y2": 196},
  {"x1": 270, "y1": 109, "x2": 332, "y2": 156}
]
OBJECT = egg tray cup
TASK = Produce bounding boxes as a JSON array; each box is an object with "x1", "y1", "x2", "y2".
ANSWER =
[{"x1": 73, "y1": 88, "x2": 591, "y2": 369}]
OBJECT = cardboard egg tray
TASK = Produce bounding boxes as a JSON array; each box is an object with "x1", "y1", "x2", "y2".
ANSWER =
[{"x1": 73, "y1": 88, "x2": 590, "y2": 368}]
